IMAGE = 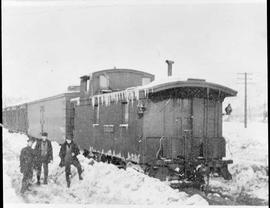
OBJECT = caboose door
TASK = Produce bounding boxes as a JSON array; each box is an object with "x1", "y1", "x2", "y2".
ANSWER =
[{"x1": 172, "y1": 98, "x2": 192, "y2": 160}]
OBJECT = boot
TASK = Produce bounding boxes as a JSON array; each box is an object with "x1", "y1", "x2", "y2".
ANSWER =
[
  {"x1": 20, "y1": 182, "x2": 27, "y2": 194},
  {"x1": 44, "y1": 178, "x2": 48, "y2": 185},
  {"x1": 25, "y1": 180, "x2": 31, "y2": 191},
  {"x1": 37, "y1": 176, "x2": 41, "y2": 185},
  {"x1": 67, "y1": 179, "x2": 71, "y2": 188},
  {"x1": 66, "y1": 174, "x2": 71, "y2": 188},
  {"x1": 26, "y1": 185, "x2": 32, "y2": 191},
  {"x1": 78, "y1": 167, "x2": 83, "y2": 180}
]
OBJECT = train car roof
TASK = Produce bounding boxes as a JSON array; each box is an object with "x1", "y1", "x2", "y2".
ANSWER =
[
  {"x1": 27, "y1": 91, "x2": 80, "y2": 105},
  {"x1": 137, "y1": 77, "x2": 237, "y2": 97},
  {"x1": 91, "y1": 68, "x2": 154, "y2": 78},
  {"x1": 4, "y1": 92, "x2": 80, "y2": 109},
  {"x1": 4, "y1": 103, "x2": 28, "y2": 110}
]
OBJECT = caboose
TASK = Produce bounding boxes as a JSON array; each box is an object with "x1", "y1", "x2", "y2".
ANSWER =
[{"x1": 74, "y1": 62, "x2": 237, "y2": 185}]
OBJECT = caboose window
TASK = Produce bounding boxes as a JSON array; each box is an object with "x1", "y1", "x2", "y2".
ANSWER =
[
  {"x1": 99, "y1": 75, "x2": 109, "y2": 89},
  {"x1": 142, "y1": 77, "x2": 151, "y2": 86}
]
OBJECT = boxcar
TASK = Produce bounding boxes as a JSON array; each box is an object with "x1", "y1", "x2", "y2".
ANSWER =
[
  {"x1": 3, "y1": 104, "x2": 28, "y2": 133},
  {"x1": 17, "y1": 104, "x2": 28, "y2": 133},
  {"x1": 27, "y1": 92, "x2": 79, "y2": 143}
]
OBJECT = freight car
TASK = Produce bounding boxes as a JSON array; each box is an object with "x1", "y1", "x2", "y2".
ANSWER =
[
  {"x1": 3, "y1": 87, "x2": 80, "y2": 143},
  {"x1": 73, "y1": 63, "x2": 237, "y2": 187},
  {"x1": 2, "y1": 104, "x2": 28, "y2": 133}
]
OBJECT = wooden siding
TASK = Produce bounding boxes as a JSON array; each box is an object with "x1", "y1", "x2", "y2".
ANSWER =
[
  {"x1": 3, "y1": 105, "x2": 28, "y2": 133},
  {"x1": 27, "y1": 97, "x2": 66, "y2": 143},
  {"x1": 74, "y1": 100, "x2": 143, "y2": 159},
  {"x1": 75, "y1": 95, "x2": 226, "y2": 163}
]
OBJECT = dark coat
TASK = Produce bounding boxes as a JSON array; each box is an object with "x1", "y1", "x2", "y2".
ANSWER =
[
  {"x1": 225, "y1": 105, "x2": 232, "y2": 115},
  {"x1": 34, "y1": 139, "x2": 53, "y2": 164},
  {"x1": 20, "y1": 146, "x2": 35, "y2": 174},
  {"x1": 59, "y1": 141, "x2": 80, "y2": 167}
]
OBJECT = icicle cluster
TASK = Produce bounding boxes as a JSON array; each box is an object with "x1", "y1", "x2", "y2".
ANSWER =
[
  {"x1": 90, "y1": 146, "x2": 133, "y2": 161},
  {"x1": 91, "y1": 87, "x2": 144, "y2": 107},
  {"x1": 89, "y1": 75, "x2": 176, "y2": 107}
]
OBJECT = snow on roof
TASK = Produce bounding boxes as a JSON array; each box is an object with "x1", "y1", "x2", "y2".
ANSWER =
[
  {"x1": 90, "y1": 77, "x2": 183, "y2": 106},
  {"x1": 91, "y1": 88, "x2": 140, "y2": 107},
  {"x1": 90, "y1": 76, "x2": 236, "y2": 107},
  {"x1": 137, "y1": 76, "x2": 237, "y2": 95},
  {"x1": 70, "y1": 97, "x2": 80, "y2": 105},
  {"x1": 139, "y1": 76, "x2": 183, "y2": 88}
]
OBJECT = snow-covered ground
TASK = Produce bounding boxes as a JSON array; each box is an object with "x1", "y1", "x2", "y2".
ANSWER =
[
  {"x1": 209, "y1": 120, "x2": 268, "y2": 205},
  {"x1": 2, "y1": 128, "x2": 207, "y2": 205},
  {"x1": 2, "y1": 120, "x2": 268, "y2": 205}
]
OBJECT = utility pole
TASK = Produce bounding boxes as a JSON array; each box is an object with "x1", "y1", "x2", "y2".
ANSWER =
[
  {"x1": 237, "y1": 72, "x2": 253, "y2": 128},
  {"x1": 244, "y1": 72, "x2": 247, "y2": 127}
]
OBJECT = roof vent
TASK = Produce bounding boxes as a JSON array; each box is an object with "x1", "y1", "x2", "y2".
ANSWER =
[
  {"x1": 187, "y1": 78, "x2": 206, "y2": 82},
  {"x1": 165, "y1": 60, "x2": 174, "y2": 76}
]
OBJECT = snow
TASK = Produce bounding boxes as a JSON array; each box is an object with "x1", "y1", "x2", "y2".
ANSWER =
[
  {"x1": 3, "y1": 121, "x2": 268, "y2": 205},
  {"x1": 2, "y1": 128, "x2": 208, "y2": 205},
  {"x1": 137, "y1": 76, "x2": 184, "y2": 89},
  {"x1": 91, "y1": 88, "x2": 140, "y2": 107},
  {"x1": 209, "y1": 121, "x2": 268, "y2": 204},
  {"x1": 70, "y1": 97, "x2": 80, "y2": 105},
  {"x1": 90, "y1": 76, "x2": 237, "y2": 108},
  {"x1": 90, "y1": 77, "x2": 185, "y2": 107}
]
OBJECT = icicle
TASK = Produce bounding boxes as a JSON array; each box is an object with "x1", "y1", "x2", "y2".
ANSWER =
[
  {"x1": 90, "y1": 86, "x2": 144, "y2": 107},
  {"x1": 134, "y1": 88, "x2": 139, "y2": 100},
  {"x1": 91, "y1": 97, "x2": 95, "y2": 108}
]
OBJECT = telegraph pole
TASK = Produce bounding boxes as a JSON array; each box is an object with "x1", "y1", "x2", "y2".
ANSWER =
[
  {"x1": 237, "y1": 72, "x2": 253, "y2": 128},
  {"x1": 244, "y1": 73, "x2": 247, "y2": 127}
]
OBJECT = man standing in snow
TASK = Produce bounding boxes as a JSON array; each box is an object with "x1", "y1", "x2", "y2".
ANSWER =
[
  {"x1": 20, "y1": 136, "x2": 35, "y2": 194},
  {"x1": 34, "y1": 132, "x2": 53, "y2": 185},
  {"x1": 59, "y1": 136, "x2": 83, "y2": 188},
  {"x1": 225, "y1": 104, "x2": 232, "y2": 115}
]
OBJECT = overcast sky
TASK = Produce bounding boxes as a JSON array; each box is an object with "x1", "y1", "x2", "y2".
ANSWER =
[{"x1": 2, "y1": 0, "x2": 267, "y2": 109}]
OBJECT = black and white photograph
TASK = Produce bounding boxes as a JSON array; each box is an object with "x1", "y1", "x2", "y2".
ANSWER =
[{"x1": 2, "y1": 0, "x2": 268, "y2": 206}]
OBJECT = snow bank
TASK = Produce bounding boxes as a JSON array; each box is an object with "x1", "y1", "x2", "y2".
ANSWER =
[
  {"x1": 2, "y1": 129, "x2": 208, "y2": 205},
  {"x1": 2, "y1": 131, "x2": 28, "y2": 203},
  {"x1": 210, "y1": 121, "x2": 268, "y2": 203}
]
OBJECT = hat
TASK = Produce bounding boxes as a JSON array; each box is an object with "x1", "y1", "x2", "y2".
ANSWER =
[
  {"x1": 41, "y1": 132, "x2": 48, "y2": 137},
  {"x1": 66, "y1": 135, "x2": 73, "y2": 140}
]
